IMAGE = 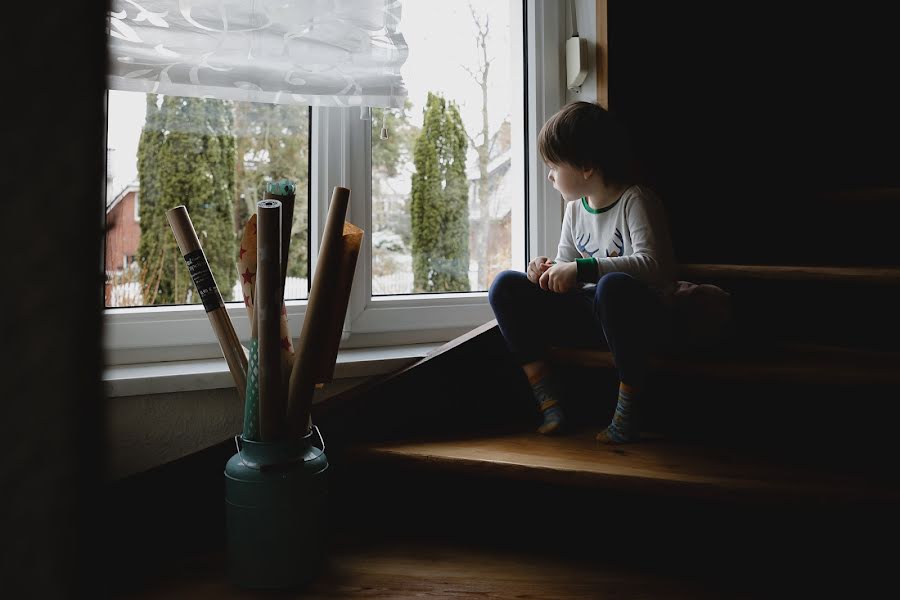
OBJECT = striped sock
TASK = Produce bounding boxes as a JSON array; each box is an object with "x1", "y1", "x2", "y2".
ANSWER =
[
  {"x1": 596, "y1": 382, "x2": 640, "y2": 444},
  {"x1": 528, "y1": 371, "x2": 565, "y2": 435}
]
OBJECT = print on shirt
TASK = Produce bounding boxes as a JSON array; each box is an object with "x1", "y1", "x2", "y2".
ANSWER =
[
  {"x1": 606, "y1": 228, "x2": 624, "y2": 258},
  {"x1": 575, "y1": 232, "x2": 599, "y2": 258}
]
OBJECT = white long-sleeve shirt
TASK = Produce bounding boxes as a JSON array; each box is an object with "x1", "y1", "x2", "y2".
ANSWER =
[{"x1": 555, "y1": 184, "x2": 677, "y2": 294}]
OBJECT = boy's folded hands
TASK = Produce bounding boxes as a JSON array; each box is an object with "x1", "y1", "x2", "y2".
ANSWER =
[
  {"x1": 539, "y1": 260, "x2": 577, "y2": 293},
  {"x1": 527, "y1": 256, "x2": 552, "y2": 283},
  {"x1": 527, "y1": 256, "x2": 576, "y2": 293}
]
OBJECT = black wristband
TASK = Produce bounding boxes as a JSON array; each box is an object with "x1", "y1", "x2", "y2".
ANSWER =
[{"x1": 576, "y1": 257, "x2": 600, "y2": 283}]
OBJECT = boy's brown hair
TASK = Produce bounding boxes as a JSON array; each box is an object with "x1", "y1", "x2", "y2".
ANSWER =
[{"x1": 538, "y1": 101, "x2": 634, "y2": 184}]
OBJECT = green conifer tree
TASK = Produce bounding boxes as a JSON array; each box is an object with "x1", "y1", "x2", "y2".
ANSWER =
[
  {"x1": 136, "y1": 95, "x2": 236, "y2": 304},
  {"x1": 233, "y1": 103, "x2": 309, "y2": 280},
  {"x1": 410, "y1": 93, "x2": 470, "y2": 292}
]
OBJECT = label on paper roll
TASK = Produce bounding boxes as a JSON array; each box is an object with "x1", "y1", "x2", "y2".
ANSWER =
[{"x1": 183, "y1": 249, "x2": 223, "y2": 312}]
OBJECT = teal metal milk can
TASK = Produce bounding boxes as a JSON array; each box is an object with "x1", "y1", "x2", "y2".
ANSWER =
[{"x1": 224, "y1": 426, "x2": 329, "y2": 589}]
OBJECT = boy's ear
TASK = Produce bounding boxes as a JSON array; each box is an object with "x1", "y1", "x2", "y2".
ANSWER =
[{"x1": 581, "y1": 167, "x2": 594, "y2": 180}]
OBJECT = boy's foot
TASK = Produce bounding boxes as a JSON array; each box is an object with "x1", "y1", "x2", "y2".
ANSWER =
[
  {"x1": 595, "y1": 423, "x2": 639, "y2": 444},
  {"x1": 537, "y1": 399, "x2": 565, "y2": 435},
  {"x1": 528, "y1": 370, "x2": 566, "y2": 435},
  {"x1": 595, "y1": 382, "x2": 639, "y2": 444}
]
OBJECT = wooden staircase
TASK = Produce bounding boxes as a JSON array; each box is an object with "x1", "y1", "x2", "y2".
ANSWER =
[
  {"x1": 108, "y1": 264, "x2": 900, "y2": 598},
  {"x1": 316, "y1": 263, "x2": 900, "y2": 596}
]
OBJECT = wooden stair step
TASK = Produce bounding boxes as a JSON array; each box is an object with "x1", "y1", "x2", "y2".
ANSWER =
[
  {"x1": 548, "y1": 344, "x2": 900, "y2": 384},
  {"x1": 674, "y1": 265, "x2": 900, "y2": 350},
  {"x1": 677, "y1": 263, "x2": 900, "y2": 285},
  {"x1": 347, "y1": 430, "x2": 898, "y2": 505}
]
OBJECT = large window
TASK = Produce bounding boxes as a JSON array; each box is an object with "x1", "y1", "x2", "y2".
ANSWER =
[{"x1": 104, "y1": 0, "x2": 555, "y2": 365}]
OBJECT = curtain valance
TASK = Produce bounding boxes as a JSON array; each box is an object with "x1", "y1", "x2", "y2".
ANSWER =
[{"x1": 107, "y1": 0, "x2": 408, "y2": 107}]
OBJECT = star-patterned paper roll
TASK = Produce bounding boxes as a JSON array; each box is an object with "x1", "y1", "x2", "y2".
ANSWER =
[{"x1": 238, "y1": 214, "x2": 261, "y2": 440}]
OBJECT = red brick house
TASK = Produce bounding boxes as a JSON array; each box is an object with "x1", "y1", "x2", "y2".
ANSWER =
[{"x1": 105, "y1": 184, "x2": 141, "y2": 305}]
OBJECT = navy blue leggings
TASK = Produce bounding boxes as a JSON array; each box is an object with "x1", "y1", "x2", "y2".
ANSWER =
[{"x1": 488, "y1": 270, "x2": 670, "y2": 386}]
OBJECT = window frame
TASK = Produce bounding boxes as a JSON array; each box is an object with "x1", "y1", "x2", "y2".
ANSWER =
[{"x1": 103, "y1": 0, "x2": 566, "y2": 366}]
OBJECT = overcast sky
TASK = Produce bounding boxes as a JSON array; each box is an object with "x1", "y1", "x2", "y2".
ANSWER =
[{"x1": 107, "y1": 0, "x2": 519, "y2": 196}]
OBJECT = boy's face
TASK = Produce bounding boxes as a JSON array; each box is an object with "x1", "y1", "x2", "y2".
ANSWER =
[{"x1": 546, "y1": 162, "x2": 588, "y2": 201}]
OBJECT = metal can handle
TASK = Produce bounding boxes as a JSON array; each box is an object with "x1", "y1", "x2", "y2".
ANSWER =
[
  {"x1": 311, "y1": 424, "x2": 325, "y2": 454},
  {"x1": 233, "y1": 428, "x2": 323, "y2": 459}
]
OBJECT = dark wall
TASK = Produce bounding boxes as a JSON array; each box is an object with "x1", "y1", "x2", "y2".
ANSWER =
[
  {"x1": 1, "y1": 3, "x2": 107, "y2": 597},
  {"x1": 609, "y1": 3, "x2": 900, "y2": 265}
]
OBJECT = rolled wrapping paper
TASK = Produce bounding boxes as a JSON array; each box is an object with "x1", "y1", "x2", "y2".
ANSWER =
[
  {"x1": 256, "y1": 199, "x2": 285, "y2": 441},
  {"x1": 237, "y1": 214, "x2": 295, "y2": 441},
  {"x1": 263, "y1": 179, "x2": 296, "y2": 294},
  {"x1": 287, "y1": 186, "x2": 364, "y2": 437},
  {"x1": 237, "y1": 214, "x2": 259, "y2": 325},
  {"x1": 238, "y1": 215, "x2": 261, "y2": 440},
  {"x1": 166, "y1": 205, "x2": 247, "y2": 401},
  {"x1": 242, "y1": 337, "x2": 261, "y2": 440}
]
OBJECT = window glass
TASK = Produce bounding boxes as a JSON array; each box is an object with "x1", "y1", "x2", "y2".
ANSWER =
[
  {"x1": 371, "y1": 0, "x2": 524, "y2": 295},
  {"x1": 104, "y1": 91, "x2": 310, "y2": 307}
]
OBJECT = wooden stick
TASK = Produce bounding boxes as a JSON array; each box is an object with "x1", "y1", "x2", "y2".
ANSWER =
[
  {"x1": 287, "y1": 187, "x2": 363, "y2": 437},
  {"x1": 256, "y1": 200, "x2": 284, "y2": 441},
  {"x1": 311, "y1": 222, "x2": 363, "y2": 382},
  {"x1": 166, "y1": 206, "x2": 247, "y2": 400}
]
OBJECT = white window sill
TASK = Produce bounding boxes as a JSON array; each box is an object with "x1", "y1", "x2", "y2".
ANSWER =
[{"x1": 103, "y1": 343, "x2": 439, "y2": 398}]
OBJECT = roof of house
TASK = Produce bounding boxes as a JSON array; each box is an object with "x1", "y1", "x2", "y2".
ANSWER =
[
  {"x1": 466, "y1": 151, "x2": 511, "y2": 182},
  {"x1": 107, "y1": 183, "x2": 139, "y2": 213}
]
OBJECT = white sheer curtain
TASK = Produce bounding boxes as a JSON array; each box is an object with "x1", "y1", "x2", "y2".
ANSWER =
[{"x1": 107, "y1": 0, "x2": 408, "y2": 107}]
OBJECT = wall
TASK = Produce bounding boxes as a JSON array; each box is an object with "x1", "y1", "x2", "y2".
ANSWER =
[
  {"x1": 564, "y1": 0, "x2": 598, "y2": 104},
  {"x1": 107, "y1": 376, "x2": 368, "y2": 479},
  {"x1": 607, "y1": 2, "x2": 900, "y2": 266},
  {"x1": 3, "y1": 2, "x2": 106, "y2": 596}
]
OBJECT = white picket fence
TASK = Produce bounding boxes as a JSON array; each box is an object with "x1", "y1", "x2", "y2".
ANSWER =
[{"x1": 107, "y1": 264, "x2": 479, "y2": 306}]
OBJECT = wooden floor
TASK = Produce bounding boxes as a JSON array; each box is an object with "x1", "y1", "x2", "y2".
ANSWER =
[
  {"x1": 114, "y1": 536, "x2": 756, "y2": 599},
  {"x1": 108, "y1": 433, "x2": 896, "y2": 599}
]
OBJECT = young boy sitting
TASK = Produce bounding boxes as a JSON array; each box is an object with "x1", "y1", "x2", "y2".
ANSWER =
[{"x1": 488, "y1": 101, "x2": 677, "y2": 444}]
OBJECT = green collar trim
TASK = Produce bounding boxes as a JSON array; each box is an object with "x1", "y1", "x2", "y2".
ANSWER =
[{"x1": 581, "y1": 195, "x2": 622, "y2": 214}]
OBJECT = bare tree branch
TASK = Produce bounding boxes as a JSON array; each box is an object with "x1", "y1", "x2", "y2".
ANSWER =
[{"x1": 488, "y1": 128, "x2": 502, "y2": 160}]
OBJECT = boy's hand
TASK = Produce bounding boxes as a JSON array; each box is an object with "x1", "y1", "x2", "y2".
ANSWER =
[
  {"x1": 527, "y1": 256, "x2": 553, "y2": 284},
  {"x1": 539, "y1": 261, "x2": 577, "y2": 293}
]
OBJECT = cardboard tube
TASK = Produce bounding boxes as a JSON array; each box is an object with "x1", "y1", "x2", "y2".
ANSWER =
[
  {"x1": 287, "y1": 187, "x2": 364, "y2": 436},
  {"x1": 256, "y1": 200, "x2": 284, "y2": 441},
  {"x1": 166, "y1": 205, "x2": 247, "y2": 400}
]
